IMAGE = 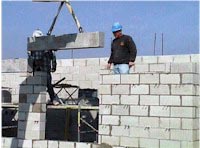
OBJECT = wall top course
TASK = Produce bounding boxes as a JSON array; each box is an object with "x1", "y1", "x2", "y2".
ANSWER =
[{"x1": 2, "y1": 54, "x2": 199, "y2": 73}]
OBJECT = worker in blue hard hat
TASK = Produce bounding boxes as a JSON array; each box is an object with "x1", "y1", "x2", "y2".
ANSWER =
[{"x1": 107, "y1": 22, "x2": 137, "y2": 74}]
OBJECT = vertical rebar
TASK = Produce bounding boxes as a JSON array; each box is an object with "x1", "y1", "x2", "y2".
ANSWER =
[
  {"x1": 154, "y1": 33, "x2": 156, "y2": 55},
  {"x1": 162, "y1": 33, "x2": 164, "y2": 55},
  {"x1": 78, "y1": 103, "x2": 81, "y2": 142}
]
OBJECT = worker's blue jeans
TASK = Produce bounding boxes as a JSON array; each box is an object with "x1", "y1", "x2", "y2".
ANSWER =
[{"x1": 113, "y1": 64, "x2": 129, "y2": 74}]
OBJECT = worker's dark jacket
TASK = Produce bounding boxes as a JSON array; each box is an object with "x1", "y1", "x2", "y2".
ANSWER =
[{"x1": 108, "y1": 35, "x2": 137, "y2": 65}]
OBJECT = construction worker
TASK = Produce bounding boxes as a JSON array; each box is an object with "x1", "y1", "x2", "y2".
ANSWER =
[
  {"x1": 29, "y1": 29, "x2": 60, "y2": 105},
  {"x1": 107, "y1": 22, "x2": 137, "y2": 74}
]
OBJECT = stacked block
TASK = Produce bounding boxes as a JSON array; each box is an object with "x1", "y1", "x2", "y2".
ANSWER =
[
  {"x1": 17, "y1": 72, "x2": 47, "y2": 140},
  {"x1": 99, "y1": 61, "x2": 199, "y2": 148},
  {"x1": 1, "y1": 138, "x2": 102, "y2": 148}
]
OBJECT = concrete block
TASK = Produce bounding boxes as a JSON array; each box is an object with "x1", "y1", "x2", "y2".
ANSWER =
[
  {"x1": 181, "y1": 96, "x2": 199, "y2": 106},
  {"x1": 171, "y1": 63, "x2": 197, "y2": 73},
  {"x1": 99, "y1": 105, "x2": 111, "y2": 115},
  {"x1": 85, "y1": 74, "x2": 99, "y2": 81},
  {"x1": 160, "y1": 74, "x2": 180, "y2": 84},
  {"x1": 101, "y1": 95, "x2": 120, "y2": 104},
  {"x1": 112, "y1": 105, "x2": 129, "y2": 115},
  {"x1": 181, "y1": 141, "x2": 199, "y2": 148},
  {"x1": 59, "y1": 59, "x2": 73, "y2": 66},
  {"x1": 111, "y1": 126, "x2": 129, "y2": 136},
  {"x1": 102, "y1": 75, "x2": 120, "y2": 84},
  {"x1": 18, "y1": 139, "x2": 32, "y2": 148},
  {"x1": 150, "y1": 85, "x2": 170, "y2": 95},
  {"x1": 182, "y1": 74, "x2": 199, "y2": 84},
  {"x1": 19, "y1": 85, "x2": 33, "y2": 94},
  {"x1": 34, "y1": 86, "x2": 47, "y2": 94},
  {"x1": 140, "y1": 95, "x2": 159, "y2": 105},
  {"x1": 76, "y1": 142, "x2": 91, "y2": 148},
  {"x1": 92, "y1": 80, "x2": 99, "y2": 89},
  {"x1": 59, "y1": 141, "x2": 75, "y2": 148},
  {"x1": 139, "y1": 138, "x2": 159, "y2": 148},
  {"x1": 33, "y1": 140, "x2": 47, "y2": 148},
  {"x1": 158, "y1": 55, "x2": 173, "y2": 63},
  {"x1": 120, "y1": 95, "x2": 139, "y2": 105},
  {"x1": 134, "y1": 64, "x2": 149, "y2": 73},
  {"x1": 27, "y1": 76, "x2": 47, "y2": 85},
  {"x1": 159, "y1": 118, "x2": 181, "y2": 129},
  {"x1": 182, "y1": 118, "x2": 199, "y2": 129},
  {"x1": 112, "y1": 85, "x2": 130, "y2": 95},
  {"x1": 28, "y1": 32, "x2": 104, "y2": 51},
  {"x1": 160, "y1": 140, "x2": 181, "y2": 148},
  {"x1": 32, "y1": 103, "x2": 46, "y2": 113},
  {"x1": 130, "y1": 85, "x2": 149, "y2": 94},
  {"x1": 102, "y1": 115, "x2": 119, "y2": 125},
  {"x1": 120, "y1": 74, "x2": 139, "y2": 84},
  {"x1": 48, "y1": 141, "x2": 58, "y2": 148},
  {"x1": 149, "y1": 63, "x2": 166, "y2": 72},
  {"x1": 173, "y1": 55, "x2": 191, "y2": 63},
  {"x1": 120, "y1": 137, "x2": 138, "y2": 147},
  {"x1": 72, "y1": 74, "x2": 86, "y2": 81},
  {"x1": 135, "y1": 56, "x2": 143, "y2": 63},
  {"x1": 18, "y1": 112, "x2": 45, "y2": 122},
  {"x1": 74, "y1": 59, "x2": 86, "y2": 66},
  {"x1": 101, "y1": 136, "x2": 120, "y2": 146},
  {"x1": 171, "y1": 85, "x2": 196, "y2": 95},
  {"x1": 171, "y1": 107, "x2": 196, "y2": 118},
  {"x1": 98, "y1": 125, "x2": 110, "y2": 135},
  {"x1": 86, "y1": 58, "x2": 100, "y2": 66},
  {"x1": 160, "y1": 95, "x2": 180, "y2": 106},
  {"x1": 190, "y1": 54, "x2": 199, "y2": 62},
  {"x1": 2, "y1": 138, "x2": 18, "y2": 147},
  {"x1": 18, "y1": 130, "x2": 45, "y2": 140},
  {"x1": 129, "y1": 127, "x2": 149, "y2": 138},
  {"x1": 79, "y1": 80, "x2": 92, "y2": 88},
  {"x1": 149, "y1": 128, "x2": 170, "y2": 139},
  {"x1": 34, "y1": 72, "x2": 48, "y2": 77},
  {"x1": 142, "y1": 56, "x2": 158, "y2": 63},
  {"x1": 171, "y1": 129, "x2": 197, "y2": 141},
  {"x1": 150, "y1": 106, "x2": 170, "y2": 117},
  {"x1": 140, "y1": 73, "x2": 159, "y2": 84},
  {"x1": 19, "y1": 103, "x2": 33, "y2": 112},
  {"x1": 130, "y1": 105, "x2": 149, "y2": 116},
  {"x1": 26, "y1": 93, "x2": 47, "y2": 103},
  {"x1": 139, "y1": 117, "x2": 159, "y2": 128},
  {"x1": 98, "y1": 85, "x2": 111, "y2": 95},
  {"x1": 120, "y1": 116, "x2": 139, "y2": 126}
]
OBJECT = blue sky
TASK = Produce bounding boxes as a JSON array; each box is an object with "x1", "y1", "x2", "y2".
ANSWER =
[{"x1": 2, "y1": 1, "x2": 199, "y2": 59}]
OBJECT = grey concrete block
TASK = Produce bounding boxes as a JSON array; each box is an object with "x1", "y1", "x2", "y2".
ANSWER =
[
  {"x1": 28, "y1": 32, "x2": 104, "y2": 51},
  {"x1": 33, "y1": 140, "x2": 47, "y2": 148}
]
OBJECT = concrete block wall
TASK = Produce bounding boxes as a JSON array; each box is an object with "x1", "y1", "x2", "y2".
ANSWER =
[
  {"x1": 99, "y1": 59, "x2": 199, "y2": 148},
  {"x1": 1, "y1": 54, "x2": 199, "y2": 148},
  {"x1": 2, "y1": 54, "x2": 199, "y2": 103}
]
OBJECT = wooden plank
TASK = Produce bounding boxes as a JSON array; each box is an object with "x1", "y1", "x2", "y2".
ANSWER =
[{"x1": 27, "y1": 32, "x2": 104, "y2": 51}]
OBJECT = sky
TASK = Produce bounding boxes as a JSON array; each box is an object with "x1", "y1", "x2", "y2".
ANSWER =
[{"x1": 1, "y1": 0, "x2": 199, "y2": 59}]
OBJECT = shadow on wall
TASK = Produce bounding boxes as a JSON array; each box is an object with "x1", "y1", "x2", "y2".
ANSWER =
[{"x1": 17, "y1": 73, "x2": 47, "y2": 147}]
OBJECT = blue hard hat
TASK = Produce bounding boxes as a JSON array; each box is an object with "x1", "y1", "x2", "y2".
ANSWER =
[{"x1": 112, "y1": 22, "x2": 122, "y2": 32}]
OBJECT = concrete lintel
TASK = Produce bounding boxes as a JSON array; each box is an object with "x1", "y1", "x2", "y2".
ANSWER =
[{"x1": 27, "y1": 32, "x2": 104, "y2": 51}]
